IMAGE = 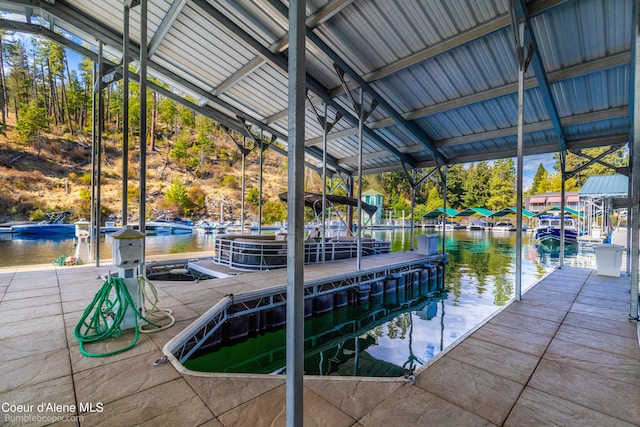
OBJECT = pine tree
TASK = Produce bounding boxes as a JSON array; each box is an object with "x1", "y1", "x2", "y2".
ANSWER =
[{"x1": 528, "y1": 163, "x2": 548, "y2": 195}]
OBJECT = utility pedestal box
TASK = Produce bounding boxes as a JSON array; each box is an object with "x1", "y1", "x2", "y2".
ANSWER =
[
  {"x1": 417, "y1": 234, "x2": 439, "y2": 255},
  {"x1": 112, "y1": 226, "x2": 146, "y2": 329},
  {"x1": 593, "y1": 244, "x2": 624, "y2": 277}
]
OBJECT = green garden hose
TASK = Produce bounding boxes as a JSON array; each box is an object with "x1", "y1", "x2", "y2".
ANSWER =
[{"x1": 74, "y1": 275, "x2": 173, "y2": 357}]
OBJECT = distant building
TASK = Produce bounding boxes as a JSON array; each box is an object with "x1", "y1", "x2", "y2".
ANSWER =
[
  {"x1": 525, "y1": 192, "x2": 580, "y2": 214},
  {"x1": 362, "y1": 189, "x2": 384, "y2": 224}
]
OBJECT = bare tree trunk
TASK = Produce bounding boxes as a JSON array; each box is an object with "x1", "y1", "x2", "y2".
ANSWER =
[
  {"x1": 40, "y1": 63, "x2": 48, "y2": 113},
  {"x1": 60, "y1": 70, "x2": 74, "y2": 136},
  {"x1": 47, "y1": 58, "x2": 60, "y2": 125},
  {"x1": 0, "y1": 35, "x2": 7, "y2": 127},
  {"x1": 150, "y1": 91, "x2": 157, "y2": 151}
]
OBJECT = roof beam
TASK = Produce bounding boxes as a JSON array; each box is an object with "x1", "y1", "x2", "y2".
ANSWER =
[
  {"x1": 512, "y1": 0, "x2": 568, "y2": 151},
  {"x1": 434, "y1": 107, "x2": 629, "y2": 149},
  {"x1": 191, "y1": 0, "x2": 417, "y2": 168},
  {"x1": 443, "y1": 134, "x2": 628, "y2": 166},
  {"x1": 340, "y1": 107, "x2": 629, "y2": 164},
  {"x1": 266, "y1": 0, "x2": 446, "y2": 166},
  {"x1": 211, "y1": 0, "x2": 353, "y2": 98},
  {"x1": 147, "y1": 0, "x2": 188, "y2": 58}
]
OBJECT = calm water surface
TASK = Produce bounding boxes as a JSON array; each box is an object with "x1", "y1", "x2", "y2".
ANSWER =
[{"x1": 0, "y1": 228, "x2": 598, "y2": 376}]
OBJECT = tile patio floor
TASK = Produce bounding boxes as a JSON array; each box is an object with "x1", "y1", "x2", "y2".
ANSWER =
[{"x1": 0, "y1": 254, "x2": 638, "y2": 426}]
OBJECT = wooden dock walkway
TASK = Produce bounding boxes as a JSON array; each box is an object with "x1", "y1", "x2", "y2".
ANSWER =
[{"x1": 0, "y1": 254, "x2": 638, "y2": 426}]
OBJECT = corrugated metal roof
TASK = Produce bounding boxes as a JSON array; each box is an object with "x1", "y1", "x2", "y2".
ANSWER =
[
  {"x1": 0, "y1": 0, "x2": 633, "y2": 176},
  {"x1": 579, "y1": 174, "x2": 629, "y2": 197}
]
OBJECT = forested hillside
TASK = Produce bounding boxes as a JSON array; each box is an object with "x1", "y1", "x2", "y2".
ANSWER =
[{"x1": 0, "y1": 33, "x2": 629, "y2": 225}]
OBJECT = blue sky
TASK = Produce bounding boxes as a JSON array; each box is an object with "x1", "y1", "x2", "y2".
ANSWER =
[{"x1": 522, "y1": 152, "x2": 557, "y2": 189}]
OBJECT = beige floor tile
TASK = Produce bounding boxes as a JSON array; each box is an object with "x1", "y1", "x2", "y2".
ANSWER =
[
  {"x1": 1, "y1": 313, "x2": 65, "y2": 340},
  {"x1": 304, "y1": 378, "x2": 403, "y2": 420},
  {"x1": 198, "y1": 419, "x2": 224, "y2": 427},
  {"x1": 528, "y1": 359, "x2": 640, "y2": 425},
  {"x1": 505, "y1": 387, "x2": 636, "y2": 427},
  {"x1": 0, "y1": 328, "x2": 68, "y2": 363},
  {"x1": 545, "y1": 337, "x2": 640, "y2": 386},
  {"x1": 502, "y1": 300, "x2": 568, "y2": 323},
  {"x1": 0, "y1": 349, "x2": 71, "y2": 394},
  {"x1": 0, "y1": 376, "x2": 76, "y2": 426},
  {"x1": 69, "y1": 332, "x2": 160, "y2": 373},
  {"x1": 217, "y1": 384, "x2": 354, "y2": 427},
  {"x1": 554, "y1": 323, "x2": 640, "y2": 360},
  {"x1": 73, "y1": 351, "x2": 180, "y2": 406},
  {"x1": 0, "y1": 303, "x2": 62, "y2": 324},
  {"x1": 415, "y1": 357, "x2": 523, "y2": 425},
  {"x1": 471, "y1": 322, "x2": 552, "y2": 357},
  {"x1": 0, "y1": 294, "x2": 61, "y2": 311},
  {"x1": 78, "y1": 378, "x2": 214, "y2": 426},
  {"x1": 487, "y1": 310, "x2": 560, "y2": 338},
  {"x1": 147, "y1": 318, "x2": 196, "y2": 349},
  {"x1": 519, "y1": 288, "x2": 576, "y2": 311},
  {"x1": 570, "y1": 300, "x2": 632, "y2": 321},
  {"x1": 359, "y1": 383, "x2": 493, "y2": 427},
  {"x1": 446, "y1": 336, "x2": 539, "y2": 384},
  {"x1": 562, "y1": 312, "x2": 637, "y2": 339},
  {"x1": 62, "y1": 298, "x2": 101, "y2": 315},
  {"x1": 7, "y1": 278, "x2": 59, "y2": 291},
  {"x1": 3, "y1": 286, "x2": 60, "y2": 301},
  {"x1": 186, "y1": 375, "x2": 284, "y2": 416}
]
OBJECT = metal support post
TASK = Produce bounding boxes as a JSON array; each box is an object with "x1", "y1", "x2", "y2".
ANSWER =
[
  {"x1": 286, "y1": 0, "x2": 306, "y2": 424},
  {"x1": 560, "y1": 152, "x2": 566, "y2": 267},
  {"x1": 258, "y1": 129, "x2": 264, "y2": 235},
  {"x1": 90, "y1": 60, "x2": 97, "y2": 264},
  {"x1": 139, "y1": 0, "x2": 148, "y2": 266},
  {"x1": 441, "y1": 166, "x2": 447, "y2": 255},
  {"x1": 356, "y1": 88, "x2": 364, "y2": 271},
  {"x1": 321, "y1": 103, "x2": 328, "y2": 261},
  {"x1": 96, "y1": 42, "x2": 104, "y2": 266},
  {"x1": 122, "y1": 2, "x2": 130, "y2": 224},
  {"x1": 514, "y1": 19, "x2": 529, "y2": 301},
  {"x1": 630, "y1": 0, "x2": 640, "y2": 321},
  {"x1": 410, "y1": 170, "x2": 416, "y2": 251},
  {"x1": 241, "y1": 136, "x2": 246, "y2": 234}
]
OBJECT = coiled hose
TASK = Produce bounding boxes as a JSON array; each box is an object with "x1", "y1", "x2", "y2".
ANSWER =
[{"x1": 74, "y1": 275, "x2": 175, "y2": 357}]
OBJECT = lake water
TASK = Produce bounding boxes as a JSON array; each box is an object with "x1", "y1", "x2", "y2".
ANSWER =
[
  {"x1": 0, "y1": 228, "x2": 598, "y2": 270},
  {"x1": 1, "y1": 228, "x2": 599, "y2": 376}
]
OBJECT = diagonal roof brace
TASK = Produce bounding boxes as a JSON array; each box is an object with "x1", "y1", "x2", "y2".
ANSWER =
[
  {"x1": 566, "y1": 145, "x2": 630, "y2": 178},
  {"x1": 511, "y1": 0, "x2": 568, "y2": 152}
]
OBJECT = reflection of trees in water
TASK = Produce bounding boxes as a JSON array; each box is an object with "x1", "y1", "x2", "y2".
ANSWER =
[
  {"x1": 394, "y1": 313, "x2": 411, "y2": 340},
  {"x1": 493, "y1": 274, "x2": 513, "y2": 306},
  {"x1": 444, "y1": 232, "x2": 547, "y2": 305}
]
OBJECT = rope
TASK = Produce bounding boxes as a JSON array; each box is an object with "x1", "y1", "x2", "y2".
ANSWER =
[{"x1": 73, "y1": 275, "x2": 174, "y2": 357}]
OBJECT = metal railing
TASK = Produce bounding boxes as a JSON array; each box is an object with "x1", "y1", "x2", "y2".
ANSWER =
[{"x1": 212, "y1": 235, "x2": 391, "y2": 271}]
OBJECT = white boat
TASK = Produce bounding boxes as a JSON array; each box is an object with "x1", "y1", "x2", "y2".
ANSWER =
[
  {"x1": 491, "y1": 221, "x2": 515, "y2": 232},
  {"x1": 144, "y1": 211, "x2": 194, "y2": 235}
]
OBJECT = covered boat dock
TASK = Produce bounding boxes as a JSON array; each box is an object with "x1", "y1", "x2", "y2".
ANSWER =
[{"x1": 0, "y1": 0, "x2": 639, "y2": 425}]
